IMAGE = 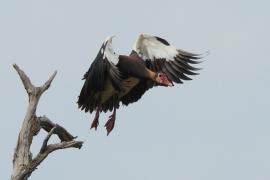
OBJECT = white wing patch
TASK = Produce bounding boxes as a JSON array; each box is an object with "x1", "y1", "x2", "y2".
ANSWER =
[
  {"x1": 133, "y1": 34, "x2": 178, "y2": 60},
  {"x1": 131, "y1": 34, "x2": 203, "y2": 84},
  {"x1": 102, "y1": 36, "x2": 119, "y2": 65}
]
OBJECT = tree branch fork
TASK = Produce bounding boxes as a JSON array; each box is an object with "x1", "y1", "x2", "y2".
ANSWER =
[{"x1": 11, "y1": 64, "x2": 83, "y2": 180}]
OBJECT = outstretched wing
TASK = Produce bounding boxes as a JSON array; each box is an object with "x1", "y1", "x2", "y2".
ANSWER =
[
  {"x1": 133, "y1": 34, "x2": 204, "y2": 84},
  {"x1": 78, "y1": 36, "x2": 122, "y2": 113}
]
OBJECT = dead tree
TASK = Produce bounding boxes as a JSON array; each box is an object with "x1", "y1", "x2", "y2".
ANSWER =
[{"x1": 11, "y1": 64, "x2": 83, "y2": 180}]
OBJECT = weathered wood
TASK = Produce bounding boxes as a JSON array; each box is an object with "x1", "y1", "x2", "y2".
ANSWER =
[
  {"x1": 38, "y1": 116, "x2": 77, "y2": 142},
  {"x1": 11, "y1": 64, "x2": 83, "y2": 180}
]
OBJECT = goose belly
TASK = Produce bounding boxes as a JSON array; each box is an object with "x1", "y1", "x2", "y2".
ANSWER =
[
  {"x1": 96, "y1": 77, "x2": 140, "y2": 103},
  {"x1": 98, "y1": 80, "x2": 116, "y2": 103},
  {"x1": 119, "y1": 77, "x2": 140, "y2": 97}
]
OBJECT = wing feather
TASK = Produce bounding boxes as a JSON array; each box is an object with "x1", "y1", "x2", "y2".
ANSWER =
[
  {"x1": 167, "y1": 61, "x2": 192, "y2": 81},
  {"x1": 170, "y1": 60, "x2": 199, "y2": 75},
  {"x1": 163, "y1": 62, "x2": 183, "y2": 83},
  {"x1": 133, "y1": 34, "x2": 203, "y2": 84},
  {"x1": 78, "y1": 36, "x2": 123, "y2": 113}
]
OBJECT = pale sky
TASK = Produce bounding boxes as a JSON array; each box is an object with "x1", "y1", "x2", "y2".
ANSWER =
[{"x1": 1, "y1": 0, "x2": 270, "y2": 179}]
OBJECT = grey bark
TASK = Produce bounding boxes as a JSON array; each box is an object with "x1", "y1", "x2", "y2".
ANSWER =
[{"x1": 11, "y1": 64, "x2": 83, "y2": 180}]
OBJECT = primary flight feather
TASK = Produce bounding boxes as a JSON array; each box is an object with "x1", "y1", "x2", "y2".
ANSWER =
[{"x1": 78, "y1": 33, "x2": 205, "y2": 135}]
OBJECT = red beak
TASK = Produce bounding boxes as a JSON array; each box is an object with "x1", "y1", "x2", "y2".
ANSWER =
[
  {"x1": 165, "y1": 80, "x2": 174, "y2": 87},
  {"x1": 160, "y1": 78, "x2": 174, "y2": 87},
  {"x1": 157, "y1": 73, "x2": 174, "y2": 87}
]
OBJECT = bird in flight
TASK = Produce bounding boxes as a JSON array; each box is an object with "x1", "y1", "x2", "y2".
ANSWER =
[{"x1": 78, "y1": 34, "x2": 205, "y2": 135}]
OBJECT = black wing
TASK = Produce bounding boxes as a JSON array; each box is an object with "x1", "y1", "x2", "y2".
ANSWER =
[{"x1": 78, "y1": 37, "x2": 123, "y2": 113}]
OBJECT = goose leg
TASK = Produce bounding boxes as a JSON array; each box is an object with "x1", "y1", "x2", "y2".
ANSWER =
[
  {"x1": 104, "y1": 108, "x2": 116, "y2": 135},
  {"x1": 91, "y1": 108, "x2": 100, "y2": 130}
]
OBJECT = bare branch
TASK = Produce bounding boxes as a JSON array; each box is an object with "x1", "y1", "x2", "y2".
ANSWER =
[
  {"x1": 47, "y1": 140, "x2": 83, "y2": 151},
  {"x1": 13, "y1": 64, "x2": 34, "y2": 94},
  {"x1": 11, "y1": 65, "x2": 83, "y2": 180},
  {"x1": 38, "y1": 116, "x2": 77, "y2": 142},
  {"x1": 40, "y1": 127, "x2": 57, "y2": 154},
  {"x1": 40, "y1": 70, "x2": 57, "y2": 93}
]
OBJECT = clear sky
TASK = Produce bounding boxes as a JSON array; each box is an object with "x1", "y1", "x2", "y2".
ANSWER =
[{"x1": 1, "y1": 0, "x2": 270, "y2": 179}]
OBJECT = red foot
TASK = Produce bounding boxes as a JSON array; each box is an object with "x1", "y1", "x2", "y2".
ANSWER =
[
  {"x1": 104, "y1": 110, "x2": 116, "y2": 136},
  {"x1": 90, "y1": 110, "x2": 99, "y2": 130}
]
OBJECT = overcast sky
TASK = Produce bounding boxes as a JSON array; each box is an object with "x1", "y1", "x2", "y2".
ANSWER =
[{"x1": 1, "y1": 0, "x2": 270, "y2": 179}]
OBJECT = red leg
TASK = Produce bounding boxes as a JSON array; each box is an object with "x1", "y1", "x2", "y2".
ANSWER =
[
  {"x1": 104, "y1": 108, "x2": 116, "y2": 136},
  {"x1": 90, "y1": 108, "x2": 100, "y2": 130}
]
